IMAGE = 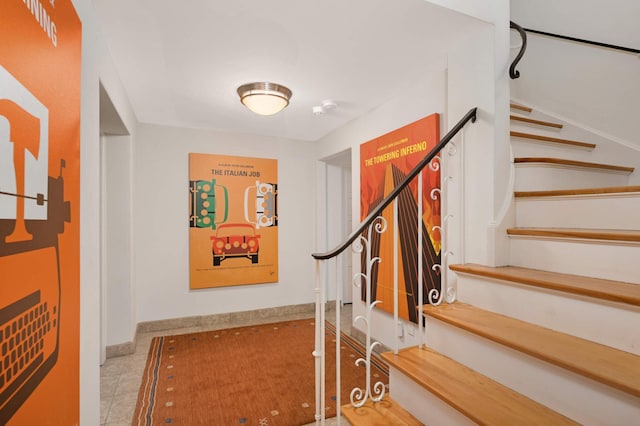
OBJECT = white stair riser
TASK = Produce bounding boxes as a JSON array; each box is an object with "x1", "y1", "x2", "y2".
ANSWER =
[
  {"x1": 425, "y1": 318, "x2": 640, "y2": 425},
  {"x1": 455, "y1": 274, "x2": 640, "y2": 355},
  {"x1": 515, "y1": 194, "x2": 640, "y2": 229},
  {"x1": 508, "y1": 237, "x2": 640, "y2": 284},
  {"x1": 509, "y1": 121, "x2": 565, "y2": 136},
  {"x1": 515, "y1": 164, "x2": 630, "y2": 191},
  {"x1": 511, "y1": 139, "x2": 595, "y2": 161},
  {"x1": 510, "y1": 102, "x2": 640, "y2": 173},
  {"x1": 509, "y1": 110, "x2": 608, "y2": 150},
  {"x1": 511, "y1": 139, "x2": 640, "y2": 178},
  {"x1": 389, "y1": 368, "x2": 475, "y2": 426}
]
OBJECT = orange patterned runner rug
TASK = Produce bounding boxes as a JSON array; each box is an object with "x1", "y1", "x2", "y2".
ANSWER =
[{"x1": 132, "y1": 318, "x2": 388, "y2": 425}]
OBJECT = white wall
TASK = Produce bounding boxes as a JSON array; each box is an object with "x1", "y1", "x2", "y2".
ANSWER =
[
  {"x1": 510, "y1": 0, "x2": 640, "y2": 149},
  {"x1": 104, "y1": 135, "x2": 134, "y2": 345},
  {"x1": 71, "y1": 0, "x2": 137, "y2": 423},
  {"x1": 425, "y1": 0, "x2": 510, "y2": 216},
  {"x1": 511, "y1": 0, "x2": 639, "y2": 50},
  {"x1": 447, "y1": 25, "x2": 515, "y2": 267},
  {"x1": 132, "y1": 124, "x2": 316, "y2": 323},
  {"x1": 425, "y1": 0, "x2": 513, "y2": 265}
]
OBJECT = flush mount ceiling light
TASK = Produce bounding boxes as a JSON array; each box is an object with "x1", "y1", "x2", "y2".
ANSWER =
[{"x1": 237, "y1": 82, "x2": 292, "y2": 116}]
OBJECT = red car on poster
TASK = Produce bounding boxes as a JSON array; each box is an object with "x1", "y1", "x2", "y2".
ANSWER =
[{"x1": 210, "y1": 223, "x2": 261, "y2": 266}]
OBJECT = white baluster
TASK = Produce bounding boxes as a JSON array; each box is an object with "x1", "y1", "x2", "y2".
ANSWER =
[
  {"x1": 313, "y1": 260, "x2": 324, "y2": 424},
  {"x1": 334, "y1": 256, "x2": 341, "y2": 425}
]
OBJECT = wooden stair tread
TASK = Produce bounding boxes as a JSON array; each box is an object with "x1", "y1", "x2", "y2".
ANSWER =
[
  {"x1": 515, "y1": 185, "x2": 640, "y2": 198},
  {"x1": 510, "y1": 131, "x2": 596, "y2": 149},
  {"x1": 507, "y1": 227, "x2": 640, "y2": 243},
  {"x1": 510, "y1": 103, "x2": 533, "y2": 113},
  {"x1": 422, "y1": 303, "x2": 640, "y2": 398},
  {"x1": 382, "y1": 347, "x2": 577, "y2": 425},
  {"x1": 514, "y1": 157, "x2": 635, "y2": 173},
  {"x1": 449, "y1": 263, "x2": 640, "y2": 307},
  {"x1": 511, "y1": 115, "x2": 563, "y2": 128},
  {"x1": 341, "y1": 395, "x2": 423, "y2": 426}
]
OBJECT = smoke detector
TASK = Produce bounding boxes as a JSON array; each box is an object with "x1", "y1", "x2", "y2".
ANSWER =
[
  {"x1": 321, "y1": 99, "x2": 337, "y2": 111},
  {"x1": 312, "y1": 99, "x2": 337, "y2": 116}
]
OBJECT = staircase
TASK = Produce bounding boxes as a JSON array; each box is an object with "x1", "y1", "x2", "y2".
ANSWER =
[{"x1": 343, "y1": 103, "x2": 640, "y2": 425}]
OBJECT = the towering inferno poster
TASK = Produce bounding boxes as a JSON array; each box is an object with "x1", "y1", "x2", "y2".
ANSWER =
[
  {"x1": 0, "y1": 0, "x2": 81, "y2": 424},
  {"x1": 360, "y1": 114, "x2": 441, "y2": 324},
  {"x1": 189, "y1": 153, "x2": 278, "y2": 289}
]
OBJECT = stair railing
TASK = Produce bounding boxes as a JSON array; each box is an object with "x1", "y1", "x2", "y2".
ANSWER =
[
  {"x1": 510, "y1": 19, "x2": 639, "y2": 80},
  {"x1": 522, "y1": 26, "x2": 639, "y2": 55},
  {"x1": 311, "y1": 107, "x2": 478, "y2": 424}
]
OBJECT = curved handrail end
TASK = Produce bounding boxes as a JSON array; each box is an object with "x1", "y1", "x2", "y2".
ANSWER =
[{"x1": 510, "y1": 21, "x2": 527, "y2": 79}]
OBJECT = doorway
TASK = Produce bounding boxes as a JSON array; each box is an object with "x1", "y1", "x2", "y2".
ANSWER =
[
  {"x1": 98, "y1": 83, "x2": 130, "y2": 364},
  {"x1": 321, "y1": 149, "x2": 353, "y2": 304}
]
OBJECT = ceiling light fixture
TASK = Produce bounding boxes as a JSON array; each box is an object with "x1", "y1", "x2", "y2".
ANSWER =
[{"x1": 237, "y1": 82, "x2": 292, "y2": 116}]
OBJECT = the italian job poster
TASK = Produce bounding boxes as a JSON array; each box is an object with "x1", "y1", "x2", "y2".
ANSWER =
[{"x1": 189, "y1": 153, "x2": 278, "y2": 289}]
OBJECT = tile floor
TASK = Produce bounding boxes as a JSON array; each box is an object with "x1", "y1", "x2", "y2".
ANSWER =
[{"x1": 100, "y1": 305, "x2": 354, "y2": 425}]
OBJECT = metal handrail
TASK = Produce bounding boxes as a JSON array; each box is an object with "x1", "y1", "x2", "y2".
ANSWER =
[
  {"x1": 510, "y1": 20, "x2": 639, "y2": 80},
  {"x1": 524, "y1": 27, "x2": 639, "y2": 55},
  {"x1": 510, "y1": 21, "x2": 527, "y2": 79},
  {"x1": 311, "y1": 107, "x2": 478, "y2": 260}
]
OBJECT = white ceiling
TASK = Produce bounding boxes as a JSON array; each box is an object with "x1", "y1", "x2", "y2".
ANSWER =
[{"x1": 94, "y1": 0, "x2": 485, "y2": 142}]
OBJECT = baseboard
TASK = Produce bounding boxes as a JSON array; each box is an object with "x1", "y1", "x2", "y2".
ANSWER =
[
  {"x1": 106, "y1": 302, "x2": 317, "y2": 359},
  {"x1": 105, "y1": 339, "x2": 136, "y2": 358}
]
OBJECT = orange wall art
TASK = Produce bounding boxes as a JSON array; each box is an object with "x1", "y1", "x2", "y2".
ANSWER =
[
  {"x1": 0, "y1": 0, "x2": 82, "y2": 424},
  {"x1": 360, "y1": 114, "x2": 441, "y2": 323},
  {"x1": 189, "y1": 153, "x2": 278, "y2": 289}
]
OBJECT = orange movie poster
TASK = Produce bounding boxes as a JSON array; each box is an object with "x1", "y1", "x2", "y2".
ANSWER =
[
  {"x1": 360, "y1": 114, "x2": 441, "y2": 323},
  {"x1": 189, "y1": 154, "x2": 278, "y2": 289},
  {"x1": 0, "y1": 0, "x2": 81, "y2": 424}
]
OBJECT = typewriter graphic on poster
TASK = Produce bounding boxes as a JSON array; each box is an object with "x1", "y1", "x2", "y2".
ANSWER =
[{"x1": 0, "y1": 66, "x2": 70, "y2": 423}]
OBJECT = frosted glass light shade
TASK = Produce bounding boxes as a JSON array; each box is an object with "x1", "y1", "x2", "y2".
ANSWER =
[{"x1": 237, "y1": 82, "x2": 292, "y2": 116}]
